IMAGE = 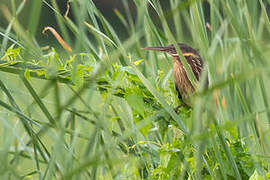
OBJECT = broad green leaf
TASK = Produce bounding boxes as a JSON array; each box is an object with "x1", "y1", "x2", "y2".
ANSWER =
[{"x1": 125, "y1": 93, "x2": 145, "y2": 116}]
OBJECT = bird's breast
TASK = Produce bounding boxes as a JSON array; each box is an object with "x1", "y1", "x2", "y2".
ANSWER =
[{"x1": 173, "y1": 59, "x2": 195, "y2": 100}]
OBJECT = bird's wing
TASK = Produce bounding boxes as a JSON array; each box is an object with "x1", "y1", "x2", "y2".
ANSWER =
[{"x1": 183, "y1": 53, "x2": 203, "y2": 81}]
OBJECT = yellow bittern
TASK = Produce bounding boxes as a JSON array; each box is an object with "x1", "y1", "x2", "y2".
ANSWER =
[{"x1": 144, "y1": 43, "x2": 208, "y2": 107}]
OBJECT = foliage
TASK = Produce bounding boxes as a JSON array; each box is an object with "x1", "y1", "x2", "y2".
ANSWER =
[{"x1": 1, "y1": 0, "x2": 270, "y2": 179}]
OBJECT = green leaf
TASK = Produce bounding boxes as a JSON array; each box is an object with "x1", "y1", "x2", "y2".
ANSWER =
[
  {"x1": 71, "y1": 64, "x2": 84, "y2": 87},
  {"x1": 125, "y1": 93, "x2": 145, "y2": 116},
  {"x1": 249, "y1": 170, "x2": 264, "y2": 180},
  {"x1": 1, "y1": 46, "x2": 21, "y2": 62},
  {"x1": 24, "y1": 68, "x2": 30, "y2": 79}
]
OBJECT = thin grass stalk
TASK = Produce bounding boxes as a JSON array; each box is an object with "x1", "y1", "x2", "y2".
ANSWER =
[
  {"x1": 20, "y1": 76, "x2": 55, "y2": 125},
  {"x1": 27, "y1": 0, "x2": 42, "y2": 36},
  {"x1": 51, "y1": 0, "x2": 71, "y2": 44}
]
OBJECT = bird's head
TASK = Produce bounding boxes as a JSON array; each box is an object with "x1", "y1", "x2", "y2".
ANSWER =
[
  {"x1": 143, "y1": 44, "x2": 177, "y2": 56},
  {"x1": 143, "y1": 43, "x2": 200, "y2": 58}
]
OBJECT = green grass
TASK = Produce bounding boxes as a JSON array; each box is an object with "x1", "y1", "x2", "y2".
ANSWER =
[{"x1": 1, "y1": 0, "x2": 270, "y2": 179}]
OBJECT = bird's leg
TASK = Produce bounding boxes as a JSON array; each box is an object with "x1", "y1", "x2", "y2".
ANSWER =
[
  {"x1": 174, "y1": 104, "x2": 184, "y2": 113},
  {"x1": 174, "y1": 102, "x2": 190, "y2": 113},
  {"x1": 174, "y1": 105, "x2": 181, "y2": 113}
]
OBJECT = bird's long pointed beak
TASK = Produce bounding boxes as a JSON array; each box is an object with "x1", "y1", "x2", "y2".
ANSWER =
[{"x1": 143, "y1": 46, "x2": 170, "y2": 52}]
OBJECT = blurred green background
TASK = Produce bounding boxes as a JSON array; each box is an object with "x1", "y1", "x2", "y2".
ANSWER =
[{"x1": 1, "y1": 0, "x2": 270, "y2": 179}]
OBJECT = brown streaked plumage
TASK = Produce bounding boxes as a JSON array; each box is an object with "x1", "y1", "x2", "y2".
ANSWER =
[{"x1": 144, "y1": 43, "x2": 208, "y2": 107}]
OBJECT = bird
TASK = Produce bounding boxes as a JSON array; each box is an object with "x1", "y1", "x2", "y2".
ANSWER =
[{"x1": 144, "y1": 43, "x2": 208, "y2": 108}]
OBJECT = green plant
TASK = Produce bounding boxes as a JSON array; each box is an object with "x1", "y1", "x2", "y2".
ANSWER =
[{"x1": 0, "y1": 0, "x2": 270, "y2": 179}]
